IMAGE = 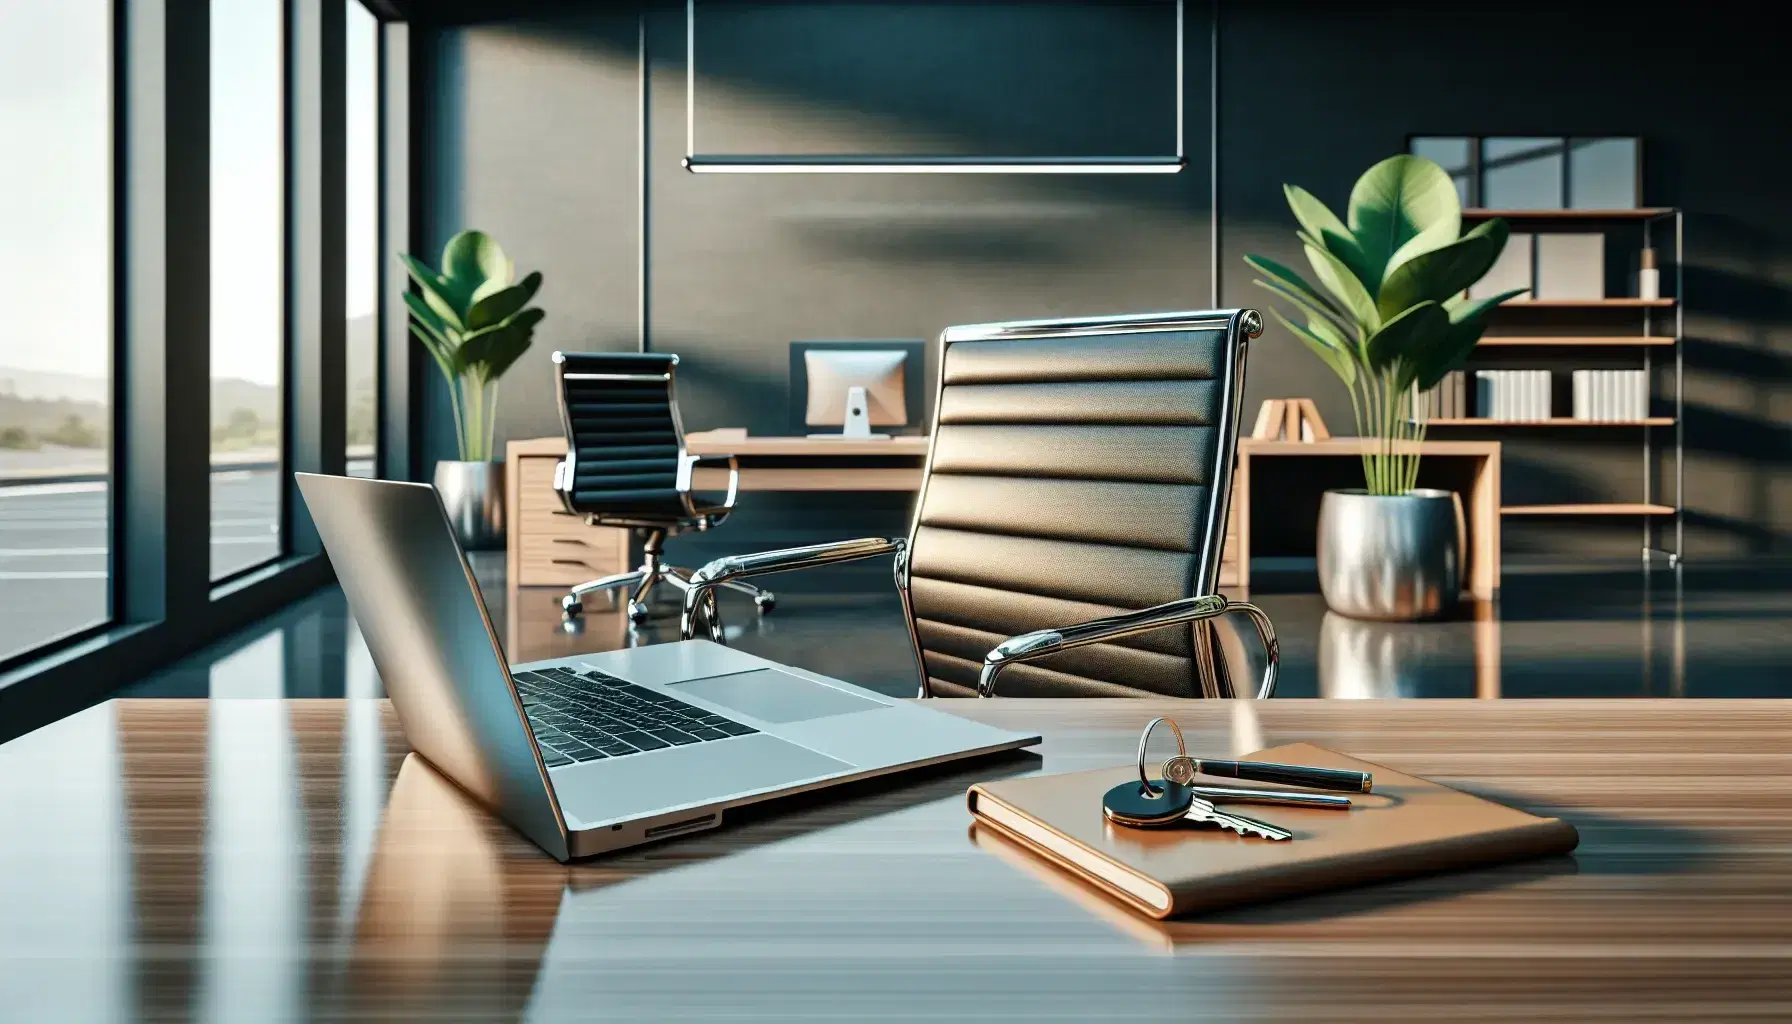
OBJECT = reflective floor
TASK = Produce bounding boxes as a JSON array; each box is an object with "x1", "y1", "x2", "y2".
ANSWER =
[{"x1": 118, "y1": 557, "x2": 1792, "y2": 700}]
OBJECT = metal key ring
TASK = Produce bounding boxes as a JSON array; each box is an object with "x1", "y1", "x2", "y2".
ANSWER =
[{"x1": 1135, "y1": 717, "x2": 1188, "y2": 796}]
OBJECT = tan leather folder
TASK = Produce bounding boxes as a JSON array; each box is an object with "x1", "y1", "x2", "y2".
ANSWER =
[{"x1": 967, "y1": 742, "x2": 1579, "y2": 919}]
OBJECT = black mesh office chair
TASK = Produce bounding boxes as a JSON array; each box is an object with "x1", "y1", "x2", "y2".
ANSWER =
[
  {"x1": 552, "y1": 351, "x2": 774, "y2": 624},
  {"x1": 676, "y1": 309, "x2": 1278, "y2": 699}
]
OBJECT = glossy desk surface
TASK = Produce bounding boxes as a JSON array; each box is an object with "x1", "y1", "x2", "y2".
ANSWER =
[{"x1": 3, "y1": 698, "x2": 1790, "y2": 1021}]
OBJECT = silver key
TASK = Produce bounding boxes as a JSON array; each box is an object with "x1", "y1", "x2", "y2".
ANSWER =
[{"x1": 1184, "y1": 795, "x2": 1292, "y2": 841}]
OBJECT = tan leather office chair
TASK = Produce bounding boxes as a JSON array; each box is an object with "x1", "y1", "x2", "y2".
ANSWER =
[{"x1": 676, "y1": 309, "x2": 1277, "y2": 699}]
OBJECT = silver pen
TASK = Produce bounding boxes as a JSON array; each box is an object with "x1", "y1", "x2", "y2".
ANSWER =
[{"x1": 1187, "y1": 783, "x2": 1352, "y2": 810}]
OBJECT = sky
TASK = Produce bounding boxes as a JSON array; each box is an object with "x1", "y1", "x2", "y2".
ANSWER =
[{"x1": 0, "y1": 0, "x2": 379, "y2": 388}]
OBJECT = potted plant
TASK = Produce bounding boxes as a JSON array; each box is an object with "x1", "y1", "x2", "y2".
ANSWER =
[
  {"x1": 1244, "y1": 155, "x2": 1523, "y2": 620},
  {"x1": 402, "y1": 230, "x2": 545, "y2": 550}
]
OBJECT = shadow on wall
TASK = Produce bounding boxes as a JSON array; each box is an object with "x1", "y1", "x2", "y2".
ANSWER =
[
  {"x1": 664, "y1": 337, "x2": 787, "y2": 433},
  {"x1": 1680, "y1": 215, "x2": 1792, "y2": 554},
  {"x1": 429, "y1": 9, "x2": 1221, "y2": 454}
]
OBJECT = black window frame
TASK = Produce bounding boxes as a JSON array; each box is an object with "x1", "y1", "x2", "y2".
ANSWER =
[{"x1": 0, "y1": 0, "x2": 415, "y2": 744}]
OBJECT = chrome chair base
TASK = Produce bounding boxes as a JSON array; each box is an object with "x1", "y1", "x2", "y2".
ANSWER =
[{"x1": 562, "y1": 530, "x2": 773, "y2": 626}]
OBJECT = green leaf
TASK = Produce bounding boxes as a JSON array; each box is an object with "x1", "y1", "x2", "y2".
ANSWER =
[
  {"x1": 1284, "y1": 185, "x2": 1380, "y2": 291},
  {"x1": 398, "y1": 253, "x2": 446, "y2": 294},
  {"x1": 1444, "y1": 288, "x2": 1527, "y2": 323},
  {"x1": 399, "y1": 253, "x2": 469, "y2": 327},
  {"x1": 1244, "y1": 254, "x2": 1348, "y2": 316},
  {"x1": 1269, "y1": 308, "x2": 1356, "y2": 386},
  {"x1": 441, "y1": 230, "x2": 513, "y2": 290},
  {"x1": 408, "y1": 322, "x2": 457, "y2": 385},
  {"x1": 457, "y1": 309, "x2": 541, "y2": 381},
  {"x1": 1405, "y1": 289, "x2": 1524, "y2": 391},
  {"x1": 1251, "y1": 276, "x2": 1358, "y2": 342},
  {"x1": 469, "y1": 275, "x2": 510, "y2": 308},
  {"x1": 480, "y1": 320, "x2": 539, "y2": 381},
  {"x1": 1363, "y1": 301, "x2": 1448, "y2": 386},
  {"x1": 465, "y1": 271, "x2": 543, "y2": 331},
  {"x1": 402, "y1": 291, "x2": 457, "y2": 345},
  {"x1": 1347, "y1": 155, "x2": 1462, "y2": 287},
  {"x1": 1376, "y1": 220, "x2": 1510, "y2": 319},
  {"x1": 1304, "y1": 242, "x2": 1381, "y2": 336}
]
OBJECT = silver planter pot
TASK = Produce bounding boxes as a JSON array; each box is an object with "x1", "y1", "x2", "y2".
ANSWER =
[
  {"x1": 1317, "y1": 488, "x2": 1463, "y2": 621},
  {"x1": 434, "y1": 460, "x2": 506, "y2": 551},
  {"x1": 1318, "y1": 612, "x2": 1457, "y2": 698}
]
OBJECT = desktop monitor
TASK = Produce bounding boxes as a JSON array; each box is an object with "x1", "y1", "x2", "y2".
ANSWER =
[{"x1": 802, "y1": 348, "x2": 909, "y2": 438}]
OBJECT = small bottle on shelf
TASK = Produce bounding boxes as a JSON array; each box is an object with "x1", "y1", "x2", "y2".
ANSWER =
[{"x1": 1639, "y1": 247, "x2": 1660, "y2": 301}]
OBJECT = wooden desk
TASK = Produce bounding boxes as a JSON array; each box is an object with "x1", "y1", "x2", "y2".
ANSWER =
[
  {"x1": 506, "y1": 431, "x2": 929, "y2": 588},
  {"x1": 1226, "y1": 438, "x2": 1502, "y2": 599},
  {"x1": 7, "y1": 697, "x2": 1790, "y2": 1020}
]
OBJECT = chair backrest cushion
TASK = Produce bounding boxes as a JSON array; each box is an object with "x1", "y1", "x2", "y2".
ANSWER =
[
  {"x1": 905, "y1": 312, "x2": 1250, "y2": 698},
  {"x1": 554, "y1": 352, "x2": 689, "y2": 520}
]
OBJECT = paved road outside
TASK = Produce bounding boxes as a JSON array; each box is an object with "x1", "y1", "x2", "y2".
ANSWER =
[{"x1": 0, "y1": 469, "x2": 284, "y2": 662}]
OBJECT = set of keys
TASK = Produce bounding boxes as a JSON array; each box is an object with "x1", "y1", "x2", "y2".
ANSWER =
[
  {"x1": 1102, "y1": 777, "x2": 1294, "y2": 841},
  {"x1": 1101, "y1": 717, "x2": 1373, "y2": 842}
]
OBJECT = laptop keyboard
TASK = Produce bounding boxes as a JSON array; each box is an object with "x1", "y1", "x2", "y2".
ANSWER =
[{"x1": 512, "y1": 666, "x2": 758, "y2": 768}]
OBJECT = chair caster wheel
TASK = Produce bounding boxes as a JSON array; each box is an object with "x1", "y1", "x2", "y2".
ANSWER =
[
  {"x1": 754, "y1": 591, "x2": 776, "y2": 614},
  {"x1": 627, "y1": 601, "x2": 650, "y2": 625},
  {"x1": 562, "y1": 595, "x2": 583, "y2": 616}
]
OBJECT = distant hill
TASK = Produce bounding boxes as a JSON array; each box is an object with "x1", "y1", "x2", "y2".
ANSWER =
[
  {"x1": 2, "y1": 315, "x2": 377, "y2": 448},
  {"x1": 0, "y1": 367, "x2": 108, "y2": 405}
]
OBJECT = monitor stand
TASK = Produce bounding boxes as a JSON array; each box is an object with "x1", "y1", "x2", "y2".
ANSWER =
[{"x1": 807, "y1": 386, "x2": 891, "y2": 439}]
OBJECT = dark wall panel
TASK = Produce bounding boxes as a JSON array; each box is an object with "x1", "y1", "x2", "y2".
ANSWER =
[
  {"x1": 1219, "y1": 2, "x2": 1792, "y2": 559},
  {"x1": 419, "y1": 1, "x2": 1792, "y2": 560},
  {"x1": 418, "y1": 13, "x2": 641, "y2": 464},
  {"x1": 648, "y1": 2, "x2": 1210, "y2": 436}
]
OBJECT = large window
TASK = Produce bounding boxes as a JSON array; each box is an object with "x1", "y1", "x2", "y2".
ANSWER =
[
  {"x1": 210, "y1": 0, "x2": 286, "y2": 580},
  {"x1": 0, "y1": 2, "x2": 113, "y2": 662},
  {"x1": 346, "y1": 1, "x2": 379, "y2": 477}
]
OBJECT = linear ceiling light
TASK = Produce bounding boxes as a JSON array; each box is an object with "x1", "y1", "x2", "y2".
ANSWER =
[
  {"x1": 681, "y1": 156, "x2": 1186, "y2": 174},
  {"x1": 683, "y1": 0, "x2": 1184, "y2": 175}
]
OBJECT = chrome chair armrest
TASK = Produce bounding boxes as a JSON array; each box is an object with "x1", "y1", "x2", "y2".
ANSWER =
[
  {"x1": 551, "y1": 457, "x2": 578, "y2": 515},
  {"x1": 680, "y1": 537, "x2": 905, "y2": 641},
  {"x1": 977, "y1": 594, "x2": 1278, "y2": 699},
  {"x1": 678, "y1": 452, "x2": 741, "y2": 514}
]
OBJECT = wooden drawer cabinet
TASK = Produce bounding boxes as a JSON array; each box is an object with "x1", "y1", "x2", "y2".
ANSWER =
[{"x1": 506, "y1": 440, "x2": 631, "y2": 588}]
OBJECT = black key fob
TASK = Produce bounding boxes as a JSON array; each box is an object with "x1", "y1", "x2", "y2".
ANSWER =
[{"x1": 1102, "y1": 779, "x2": 1194, "y2": 829}]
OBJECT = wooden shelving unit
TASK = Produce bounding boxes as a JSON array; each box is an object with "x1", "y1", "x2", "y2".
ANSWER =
[
  {"x1": 1502, "y1": 503, "x2": 1675, "y2": 516},
  {"x1": 1479, "y1": 336, "x2": 1674, "y2": 347},
  {"x1": 1464, "y1": 207, "x2": 1674, "y2": 220},
  {"x1": 1501, "y1": 298, "x2": 1675, "y2": 308},
  {"x1": 1430, "y1": 417, "x2": 1674, "y2": 427},
  {"x1": 1436, "y1": 206, "x2": 1684, "y2": 564}
]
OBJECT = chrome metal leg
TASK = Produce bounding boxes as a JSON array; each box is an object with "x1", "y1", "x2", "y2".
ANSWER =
[
  {"x1": 681, "y1": 585, "x2": 726, "y2": 643},
  {"x1": 626, "y1": 571, "x2": 660, "y2": 626},
  {"x1": 719, "y1": 577, "x2": 776, "y2": 613},
  {"x1": 562, "y1": 569, "x2": 647, "y2": 616}
]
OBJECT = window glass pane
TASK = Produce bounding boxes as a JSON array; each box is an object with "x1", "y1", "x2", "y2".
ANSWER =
[
  {"x1": 1409, "y1": 136, "x2": 1474, "y2": 206},
  {"x1": 211, "y1": 0, "x2": 285, "y2": 579},
  {"x1": 1481, "y1": 137, "x2": 1565, "y2": 211},
  {"x1": 346, "y1": 1, "x2": 379, "y2": 478},
  {"x1": 0, "y1": 2, "x2": 112, "y2": 661}
]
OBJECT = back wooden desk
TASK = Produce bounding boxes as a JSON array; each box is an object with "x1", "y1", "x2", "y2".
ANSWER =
[
  {"x1": 505, "y1": 431, "x2": 929, "y2": 589},
  {"x1": 3, "y1": 697, "x2": 1789, "y2": 1021}
]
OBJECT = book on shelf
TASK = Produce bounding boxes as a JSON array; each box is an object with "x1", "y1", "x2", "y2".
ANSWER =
[
  {"x1": 1474, "y1": 369, "x2": 1551, "y2": 421},
  {"x1": 1416, "y1": 370, "x2": 1467, "y2": 420},
  {"x1": 1572, "y1": 369, "x2": 1647, "y2": 421}
]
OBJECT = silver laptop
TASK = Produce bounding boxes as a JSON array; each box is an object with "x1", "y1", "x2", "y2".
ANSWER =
[{"x1": 296, "y1": 472, "x2": 1038, "y2": 860}]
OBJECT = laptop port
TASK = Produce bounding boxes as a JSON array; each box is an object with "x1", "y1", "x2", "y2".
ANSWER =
[{"x1": 645, "y1": 813, "x2": 717, "y2": 839}]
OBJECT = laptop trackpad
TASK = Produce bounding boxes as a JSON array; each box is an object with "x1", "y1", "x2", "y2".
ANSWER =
[
  {"x1": 553, "y1": 734, "x2": 853, "y2": 828},
  {"x1": 668, "y1": 668, "x2": 888, "y2": 723}
]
